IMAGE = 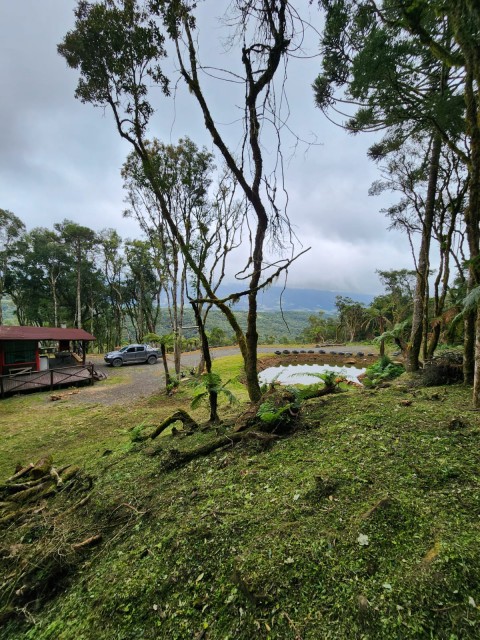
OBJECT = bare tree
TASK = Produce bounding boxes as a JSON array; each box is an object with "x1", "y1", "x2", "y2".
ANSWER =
[{"x1": 59, "y1": 0, "x2": 309, "y2": 400}]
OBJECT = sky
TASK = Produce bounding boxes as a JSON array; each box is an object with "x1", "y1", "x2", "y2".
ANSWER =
[{"x1": 0, "y1": 0, "x2": 418, "y2": 296}]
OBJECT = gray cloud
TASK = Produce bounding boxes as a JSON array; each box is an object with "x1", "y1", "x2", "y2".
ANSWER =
[{"x1": 1, "y1": 1, "x2": 417, "y2": 297}]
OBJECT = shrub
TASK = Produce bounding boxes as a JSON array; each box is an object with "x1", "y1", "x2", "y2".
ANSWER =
[{"x1": 363, "y1": 355, "x2": 405, "y2": 387}]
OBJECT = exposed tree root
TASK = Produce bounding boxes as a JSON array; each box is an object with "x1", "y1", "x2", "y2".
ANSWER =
[
  {"x1": 150, "y1": 410, "x2": 200, "y2": 440},
  {"x1": 161, "y1": 431, "x2": 279, "y2": 470},
  {"x1": 233, "y1": 384, "x2": 340, "y2": 434}
]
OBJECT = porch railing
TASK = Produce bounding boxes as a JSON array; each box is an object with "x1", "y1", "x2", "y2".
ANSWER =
[{"x1": 0, "y1": 364, "x2": 95, "y2": 398}]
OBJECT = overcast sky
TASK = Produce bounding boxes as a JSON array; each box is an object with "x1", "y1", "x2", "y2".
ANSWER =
[{"x1": 0, "y1": 0, "x2": 417, "y2": 296}]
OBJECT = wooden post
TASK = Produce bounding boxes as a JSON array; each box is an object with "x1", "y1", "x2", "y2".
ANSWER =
[{"x1": 50, "y1": 369, "x2": 54, "y2": 391}]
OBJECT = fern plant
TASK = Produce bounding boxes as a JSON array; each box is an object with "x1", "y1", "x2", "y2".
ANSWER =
[
  {"x1": 191, "y1": 372, "x2": 237, "y2": 421},
  {"x1": 363, "y1": 355, "x2": 405, "y2": 387}
]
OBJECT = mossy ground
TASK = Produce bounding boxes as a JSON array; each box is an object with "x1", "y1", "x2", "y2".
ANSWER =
[{"x1": 1, "y1": 355, "x2": 479, "y2": 639}]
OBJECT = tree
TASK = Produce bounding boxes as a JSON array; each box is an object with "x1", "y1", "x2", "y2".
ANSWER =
[
  {"x1": 0, "y1": 209, "x2": 25, "y2": 324},
  {"x1": 19, "y1": 228, "x2": 70, "y2": 327},
  {"x1": 335, "y1": 296, "x2": 368, "y2": 342},
  {"x1": 300, "y1": 311, "x2": 339, "y2": 344},
  {"x1": 376, "y1": 269, "x2": 416, "y2": 323},
  {"x1": 208, "y1": 327, "x2": 227, "y2": 348},
  {"x1": 363, "y1": 295, "x2": 392, "y2": 356},
  {"x1": 58, "y1": 0, "x2": 308, "y2": 402},
  {"x1": 370, "y1": 138, "x2": 467, "y2": 361},
  {"x1": 97, "y1": 229, "x2": 125, "y2": 349},
  {"x1": 123, "y1": 239, "x2": 162, "y2": 342},
  {"x1": 54, "y1": 220, "x2": 97, "y2": 329},
  {"x1": 314, "y1": 0, "x2": 466, "y2": 373},
  {"x1": 396, "y1": 0, "x2": 480, "y2": 403},
  {"x1": 122, "y1": 137, "x2": 217, "y2": 375}
]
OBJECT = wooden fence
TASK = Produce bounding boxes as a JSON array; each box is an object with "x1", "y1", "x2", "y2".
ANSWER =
[{"x1": 0, "y1": 364, "x2": 95, "y2": 398}]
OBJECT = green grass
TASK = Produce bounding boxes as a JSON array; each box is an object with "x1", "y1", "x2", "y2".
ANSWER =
[{"x1": 1, "y1": 357, "x2": 479, "y2": 639}]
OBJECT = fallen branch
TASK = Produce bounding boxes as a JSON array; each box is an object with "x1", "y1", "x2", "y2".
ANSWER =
[
  {"x1": 109, "y1": 503, "x2": 147, "y2": 519},
  {"x1": 162, "y1": 431, "x2": 278, "y2": 470},
  {"x1": 71, "y1": 534, "x2": 102, "y2": 551},
  {"x1": 8, "y1": 482, "x2": 56, "y2": 504},
  {"x1": 61, "y1": 493, "x2": 92, "y2": 517},
  {"x1": 0, "y1": 505, "x2": 39, "y2": 527},
  {"x1": 6, "y1": 463, "x2": 34, "y2": 484},
  {"x1": 49, "y1": 467, "x2": 63, "y2": 487},
  {"x1": 150, "y1": 410, "x2": 200, "y2": 440},
  {"x1": 0, "y1": 477, "x2": 47, "y2": 498},
  {"x1": 60, "y1": 465, "x2": 80, "y2": 483}
]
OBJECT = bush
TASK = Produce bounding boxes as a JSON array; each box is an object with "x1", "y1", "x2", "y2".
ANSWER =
[
  {"x1": 422, "y1": 351, "x2": 463, "y2": 386},
  {"x1": 363, "y1": 355, "x2": 405, "y2": 387}
]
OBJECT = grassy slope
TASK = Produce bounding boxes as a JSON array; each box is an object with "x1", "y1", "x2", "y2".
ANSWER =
[{"x1": 1, "y1": 356, "x2": 479, "y2": 639}]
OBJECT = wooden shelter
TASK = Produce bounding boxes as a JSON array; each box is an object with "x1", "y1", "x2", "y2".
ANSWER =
[{"x1": 0, "y1": 326, "x2": 97, "y2": 397}]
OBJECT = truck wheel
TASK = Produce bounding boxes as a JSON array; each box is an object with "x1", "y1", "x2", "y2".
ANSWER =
[
  {"x1": 112, "y1": 358, "x2": 123, "y2": 367},
  {"x1": 147, "y1": 355, "x2": 157, "y2": 365}
]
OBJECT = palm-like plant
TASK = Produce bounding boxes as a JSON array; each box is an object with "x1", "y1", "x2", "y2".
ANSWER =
[
  {"x1": 191, "y1": 372, "x2": 237, "y2": 423},
  {"x1": 363, "y1": 297, "x2": 393, "y2": 356}
]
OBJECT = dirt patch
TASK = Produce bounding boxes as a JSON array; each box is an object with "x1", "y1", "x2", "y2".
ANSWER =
[{"x1": 257, "y1": 351, "x2": 378, "y2": 372}]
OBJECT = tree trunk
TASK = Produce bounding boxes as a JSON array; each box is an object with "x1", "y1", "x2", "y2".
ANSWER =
[
  {"x1": 464, "y1": 309, "x2": 476, "y2": 384},
  {"x1": 453, "y1": 2, "x2": 480, "y2": 405},
  {"x1": 427, "y1": 205, "x2": 455, "y2": 358},
  {"x1": 51, "y1": 273, "x2": 59, "y2": 327},
  {"x1": 160, "y1": 343, "x2": 171, "y2": 388},
  {"x1": 76, "y1": 244, "x2": 82, "y2": 329},
  {"x1": 379, "y1": 338, "x2": 385, "y2": 357},
  {"x1": 474, "y1": 307, "x2": 480, "y2": 406},
  {"x1": 191, "y1": 301, "x2": 219, "y2": 422},
  {"x1": 405, "y1": 133, "x2": 442, "y2": 372}
]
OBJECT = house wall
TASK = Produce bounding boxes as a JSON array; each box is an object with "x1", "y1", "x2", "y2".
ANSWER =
[{"x1": 0, "y1": 340, "x2": 39, "y2": 374}]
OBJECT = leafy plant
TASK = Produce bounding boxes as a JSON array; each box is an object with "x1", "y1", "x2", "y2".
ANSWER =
[
  {"x1": 256, "y1": 399, "x2": 296, "y2": 426},
  {"x1": 256, "y1": 386, "x2": 302, "y2": 429},
  {"x1": 166, "y1": 374, "x2": 180, "y2": 395},
  {"x1": 363, "y1": 355, "x2": 405, "y2": 387},
  {"x1": 128, "y1": 422, "x2": 147, "y2": 443},
  {"x1": 190, "y1": 372, "x2": 237, "y2": 411},
  {"x1": 294, "y1": 370, "x2": 347, "y2": 398}
]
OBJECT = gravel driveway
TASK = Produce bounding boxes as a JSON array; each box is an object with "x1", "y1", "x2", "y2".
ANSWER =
[{"x1": 65, "y1": 345, "x2": 376, "y2": 406}]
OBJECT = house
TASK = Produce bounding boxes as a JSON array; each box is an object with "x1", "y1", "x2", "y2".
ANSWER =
[{"x1": 0, "y1": 326, "x2": 97, "y2": 397}]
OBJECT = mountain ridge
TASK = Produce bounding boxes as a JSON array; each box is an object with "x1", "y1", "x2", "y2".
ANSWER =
[{"x1": 216, "y1": 284, "x2": 374, "y2": 312}]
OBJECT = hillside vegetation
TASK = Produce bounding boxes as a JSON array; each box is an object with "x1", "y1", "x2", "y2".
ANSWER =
[{"x1": 0, "y1": 355, "x2": 479, "y2": 639}]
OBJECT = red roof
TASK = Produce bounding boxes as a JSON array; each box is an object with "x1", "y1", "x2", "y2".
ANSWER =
[{"x1": 0, "y1": 326, "x2": 96, "y2": 341}]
